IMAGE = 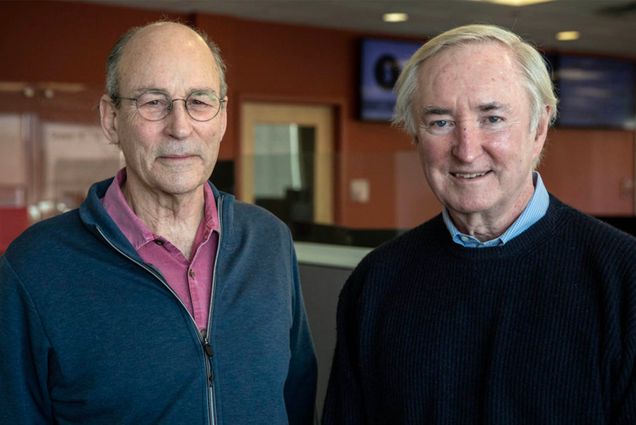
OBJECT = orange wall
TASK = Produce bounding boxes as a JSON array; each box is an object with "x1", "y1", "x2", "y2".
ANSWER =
[
  {"x1": 2, "y1": 1, "x2": 632, "y2": 230},
  {"x1": 0, "y1": 2, "x2": 184, "y2": 84},
  {"x1": 0, "y1": 0, "x2": 428, "y2": 228},
  {"x1": 539, "y1": 129, "x2": 635, "y2": 215}
]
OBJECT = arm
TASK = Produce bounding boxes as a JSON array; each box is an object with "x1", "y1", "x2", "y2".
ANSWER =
[
  {"x1": 321, "y1": 270, "x2": 366, "y2": 425},
  {"x1": 284, "y1": 246, "x2": 318, "y2": 425},
  {"x1": 0, "y1": 256, "x2": 53, "y2": 424},
  {"x1": 613, "y1": 377, "x2": 636, "y2": 425},
  {"x1": 610, "y1": 245, "x2": 636, "y2": 424}
]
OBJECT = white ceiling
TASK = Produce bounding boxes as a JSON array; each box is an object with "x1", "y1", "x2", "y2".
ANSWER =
[{"x1": 80, "y1": 0, "x2": 636, "y2": 57}]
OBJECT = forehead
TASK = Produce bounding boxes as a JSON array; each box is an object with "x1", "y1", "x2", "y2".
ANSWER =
[
  {"x1": 416, "y1": 41, "x2": 527, "y2": 106},
  {"x1": 117, "y1": 24, "x2": 220, "y2": 94}
]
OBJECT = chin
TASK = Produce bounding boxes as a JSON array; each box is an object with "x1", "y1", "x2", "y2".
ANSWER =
[
  {"x1": 447, "y1": 198, "x2": 495, "y2": 216},
  {"x1": 156, "y1": 178, "x2": 206, "y2": 196}
]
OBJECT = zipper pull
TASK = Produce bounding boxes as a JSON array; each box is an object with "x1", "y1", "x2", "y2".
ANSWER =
[
  {"x1": 203, "y1": 339, "x2": 214, "y2": 357},
  {"x1": 202, "y1": 336, "x2": 214, "y2": 383}
]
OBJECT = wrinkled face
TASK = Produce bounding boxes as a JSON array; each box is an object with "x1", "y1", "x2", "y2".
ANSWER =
[
  {"x1": 413, "y1": 42, "x2": 547, "y2": 227},
  {"x1": 101, "y1": 23, "x2": 227, "y2": 198}
]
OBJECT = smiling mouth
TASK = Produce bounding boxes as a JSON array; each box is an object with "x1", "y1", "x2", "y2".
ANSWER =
[{"x1": 450, "y1": 171, "x2": 490, "y2": 179}]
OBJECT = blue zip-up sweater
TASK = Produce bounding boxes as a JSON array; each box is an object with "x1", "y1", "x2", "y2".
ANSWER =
[{"x1": 0, "y1": 179, "x2": 317, "y2": 425}]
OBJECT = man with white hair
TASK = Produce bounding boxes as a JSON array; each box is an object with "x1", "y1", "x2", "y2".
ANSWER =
[{"x1": 323, "y1": 24, "x2": 636, "y2": 424}]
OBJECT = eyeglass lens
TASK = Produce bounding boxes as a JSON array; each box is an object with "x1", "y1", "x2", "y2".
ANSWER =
[{"x1": 135, "y1": 92, "x2": 221, "y2": 121}]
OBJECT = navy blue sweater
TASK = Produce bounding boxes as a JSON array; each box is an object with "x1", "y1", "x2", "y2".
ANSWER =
[
  {"x1": 0, "y1": 179, "x2": 317, "y2": 425},
  {"x1": 323, "y1": 197, "x2": 636, "y2": 424}
]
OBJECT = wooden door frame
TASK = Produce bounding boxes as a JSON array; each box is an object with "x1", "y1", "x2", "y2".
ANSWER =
[{"x1": 239, "y1": 100, "x2": 335, "y2": 224}]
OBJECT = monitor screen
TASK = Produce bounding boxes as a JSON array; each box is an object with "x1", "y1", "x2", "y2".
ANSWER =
[
  {"x1": 359, "y1": 38, "x2": 421, "y2": 122},
  {"x1": 555, "y1": 55, "x2": 635, "y2": 129}
]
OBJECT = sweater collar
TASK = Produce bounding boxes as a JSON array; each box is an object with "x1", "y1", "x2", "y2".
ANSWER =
[{"x1": 79, "y1": 178, "x2": 234, "y2": 258}]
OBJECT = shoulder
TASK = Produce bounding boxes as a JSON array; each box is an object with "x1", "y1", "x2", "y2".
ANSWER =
[
  {"x1": 336, "y1": 216, "x2": 446, "y2": 324},
  {"x1": 233, "y1": 199, "x2": 288, "y2": 227},
  {"x1": 229, "y1": 198, "x2": 291, "y2": 236},
  {"x1": 359, "y1": 214, "x2": 445, "y2": 269},
  {"x1": 550, "y1": 196, "x2": 636, "y2": 249},
  {"x1": 1, "y1": 209, "x2": 96, "y2": 289},
  {"x1": 4, "y1": 209, "x2": 85, "y2": 262},
  {"x1": 343, "y1": 215, "x2": 445, "y2": 295},
  {"x1": 547, "y1": 197, "x2": 636, "y2": 282},
  {"x1": 216, "y1": 192, "x2": 293, "y2": 254},
  {"x1": 212, "y1": 185, "x2": 287, "y2": 230}
]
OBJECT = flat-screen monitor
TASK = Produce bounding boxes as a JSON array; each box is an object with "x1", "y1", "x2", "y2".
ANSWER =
[
  {"x1": 359, "y1": 38, "x2": 421, "y2": 122},
  {"x1": 554, "y1": 55, "x2": 635, "y2": 129}
]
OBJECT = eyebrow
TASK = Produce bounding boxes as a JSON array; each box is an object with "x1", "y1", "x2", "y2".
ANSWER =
[
  {"x1": 131, "y1": 87, "x2": 218, "y2": 96},
  {"x1": 131, "y1": 87, "x2": 168, "y2": 96},
  {"x1": 188, "y1": 87, "x2": 218, "y2": 95},
  {"x1": 479, "y1": 102, "x2": 509, "y2": 113},
  {"x1": 420, "y1": 102, "x2": 511, "y2": 116},
  {"x1": 421, "y1": 106, "x2": 452, "y2": 116}
]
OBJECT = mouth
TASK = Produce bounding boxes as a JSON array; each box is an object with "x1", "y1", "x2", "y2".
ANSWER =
[
  {"x1": 159, "y1": 154, "x2": 196, "y2": 160},
  {"x1": 450, "y1": 171, "x2": 491, "y2": 180}
]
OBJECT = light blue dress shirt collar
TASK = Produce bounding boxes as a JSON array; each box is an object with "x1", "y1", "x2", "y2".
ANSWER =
[{"x1": 442, "y1": 172, "x2": 549, "y2": 248}]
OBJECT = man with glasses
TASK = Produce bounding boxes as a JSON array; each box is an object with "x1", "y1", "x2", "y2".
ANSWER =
[{"x1": 0, "y1": 21, "x2": 317, "y2": 425}]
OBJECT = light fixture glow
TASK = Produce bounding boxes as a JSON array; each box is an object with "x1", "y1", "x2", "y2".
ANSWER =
[
  {"x1": 383, "y1": 12, "x2": 408, "y2": 23},
  {"x1": 556, "y1": 31, "x2": 580, "y2": 41},
  {"x1": 469, "y1": 0, "x2": 554, "y2": 6}
]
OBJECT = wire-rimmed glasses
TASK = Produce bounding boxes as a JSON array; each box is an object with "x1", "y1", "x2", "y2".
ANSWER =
[{"x1": 115, "y1": 91, "x2": 225, "y2": 122}]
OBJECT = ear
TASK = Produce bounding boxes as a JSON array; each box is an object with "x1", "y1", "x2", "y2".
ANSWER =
[
  {"x1": 532, "y1": 104, "x2": 551, "y2": 157},
  {"x1": 412, "y1": 135, "x2": 420, "y2": 145},
  {"x1": 99, "y1": 94, "x2": 120, "y2": 145},
  {"x1": 218, "y1": 96, "x2": 228, "y2": 140}
]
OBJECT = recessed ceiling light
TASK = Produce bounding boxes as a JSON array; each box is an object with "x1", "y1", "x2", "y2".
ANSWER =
[
  {"x1": 383, "y1": 12, "x2": 408, "y2": 23},
  {"x1": 469, "y1": 0, "x2": 554, "y2": 6},
  {"x1": 556, "y1": 31, "x2": 580, "y2": 41}
]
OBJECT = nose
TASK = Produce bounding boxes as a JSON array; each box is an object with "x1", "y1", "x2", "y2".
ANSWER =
[
  {"x1": 165, "y1": 99, "x2": 193, "y2": 140},
  {"x1": 451, "y1": 122, "x2": 482, "y2": 163}
]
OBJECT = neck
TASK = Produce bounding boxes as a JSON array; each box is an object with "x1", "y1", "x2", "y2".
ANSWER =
[
  {"x1": 122, "y1": 180, "x2": 205, "y2": 259},
  {"x1": 449, "y1": 212, "x2": 515, "y2": 242}
]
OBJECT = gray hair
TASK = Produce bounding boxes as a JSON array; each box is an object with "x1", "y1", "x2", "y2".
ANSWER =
[
  {"x1": 393, "y1": 24, "x2": 558, "y2": 136},
  {"x1": 105, "y1": 21, "x2": 228, "y2": 104}
]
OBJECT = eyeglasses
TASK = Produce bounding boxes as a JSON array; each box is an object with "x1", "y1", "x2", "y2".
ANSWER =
[{"x1": 115, "y1": 91, "x2": 225, "y2": 122}]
